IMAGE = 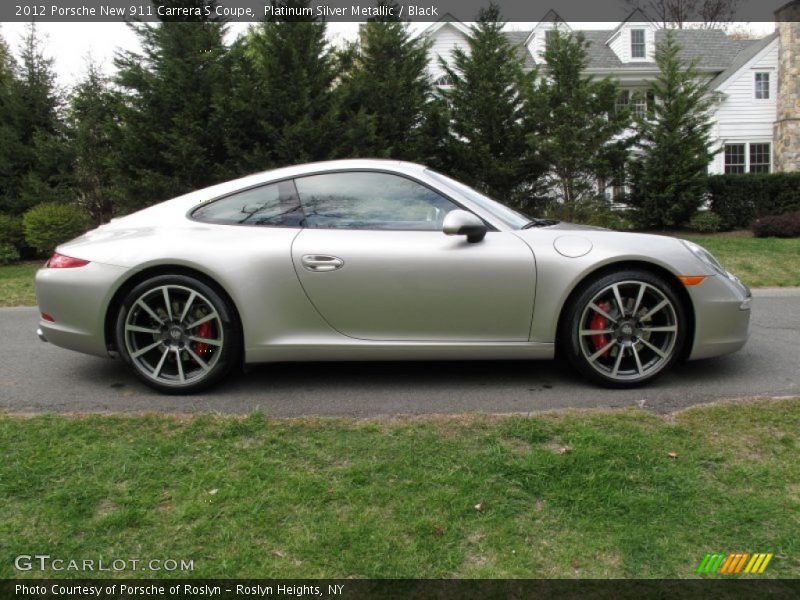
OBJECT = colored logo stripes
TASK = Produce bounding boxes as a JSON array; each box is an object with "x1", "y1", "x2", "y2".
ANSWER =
[{"x1": 696, "y1": 552, "x2": 773, "y2": 574}]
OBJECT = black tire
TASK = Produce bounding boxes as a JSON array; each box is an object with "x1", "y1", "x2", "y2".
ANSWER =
[
  {"x1": 559, "y1": 269, "x2": 687, "y2": 388},
  {"x1": 114, "y1": 274, "x2": 241, "y2": 394}
]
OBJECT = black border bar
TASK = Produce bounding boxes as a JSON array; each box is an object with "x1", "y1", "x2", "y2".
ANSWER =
[
  {"x1": 4, "y1": 579, "x2": 800, "y2": 600},
  {"x1": 2, "y1": 0, "x2": 798, "y2": 23}
]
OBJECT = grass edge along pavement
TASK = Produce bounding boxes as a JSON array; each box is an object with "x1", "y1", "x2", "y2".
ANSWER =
[
  {"x1": 1, "y1": 397, "x2": 797, "y2": 578},
  {"x1": 0, "y1": 262, "x2": 39, "y2": 307}
]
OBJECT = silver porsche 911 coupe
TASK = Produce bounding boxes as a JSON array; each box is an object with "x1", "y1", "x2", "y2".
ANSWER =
[{"x1": 35, "y1": 159, "x2": 751, "y2": 393}]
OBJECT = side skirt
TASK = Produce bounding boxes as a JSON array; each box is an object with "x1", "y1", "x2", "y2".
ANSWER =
[{"x1": 244, "y1": 341, "x2": 555, "y2": 364}]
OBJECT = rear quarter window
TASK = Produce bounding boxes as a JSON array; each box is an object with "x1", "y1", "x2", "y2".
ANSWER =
[{"x1": 192, "y1": 181, "x2": 303, "y2": 227}]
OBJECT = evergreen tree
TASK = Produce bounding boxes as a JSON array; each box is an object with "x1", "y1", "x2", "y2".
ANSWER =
[
  {"x1": 628, "y1": 31, "x2": 716, "y2": 229},
  {"x1": 413, "y1": 96, "x2": 452, "y2": 170},
  {"x1": 0, "y1": 25, "x2": 69, "y2": 215},
  {"x1": 0, "y1": 31, "x2": 18, "y2": 214},
  {"x1": 333, "y1": 2, "x2": 433, "y2": 160},
  {"x1": 229, "y1": 0, "x2": 336, "y2": 171},
  {"x1": 65, "y1": 61, "x2": 124, "y2": 225},
  {"x1": 218, "y1": 35, "x2": 269, "y2": 175},
  {"x1": 114, "y1": 1, "x2": 231, "y2": 209},
  {"x1": 0, "y1": 32, "x2": 13, "y2": 102},
  {"x1": 440, "y1": 4, "x2": 540, "y2": 206},
  {"x1": 529, "y1": 29, "x2": 631, "y2": 222}
]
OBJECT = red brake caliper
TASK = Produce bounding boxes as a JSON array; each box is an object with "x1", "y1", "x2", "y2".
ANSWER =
[
  {"x1": 194, "y1": 321, "x2": 214, "y2": 355},
  {"x1": 590, "y1": 301, "x2": 611, "y2": 356}
]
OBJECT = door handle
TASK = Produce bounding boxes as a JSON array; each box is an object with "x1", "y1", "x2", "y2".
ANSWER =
[{"x1": 301, "y1": 255, "x2": 344, "y2": 272}]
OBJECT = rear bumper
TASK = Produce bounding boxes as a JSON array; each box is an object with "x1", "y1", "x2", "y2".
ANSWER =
[
  {"x1": 688, "y1": 273, "x2": 751, "y2": 360},
  {"x1": 35, "y1": 262, "x2": 129, "y2": 357}
]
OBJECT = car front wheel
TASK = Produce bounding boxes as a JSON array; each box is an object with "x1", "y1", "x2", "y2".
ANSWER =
[
  {"x1": 114, "y1": 274, "x2": 241, "y2": 394},
  {"x1": 561, "y1": 269, "x2": 687, "y2": 387}
]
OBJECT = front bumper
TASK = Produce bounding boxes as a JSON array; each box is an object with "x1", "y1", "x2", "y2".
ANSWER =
[
  {"x1": 687, "y1": 272, "x2": 751, "y2": 360},
  {"x1": 35, "y1": 261, "x2": 129, "y2": 357}
]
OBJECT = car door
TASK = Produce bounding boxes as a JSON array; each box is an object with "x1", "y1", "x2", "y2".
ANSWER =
[{"x1": 290, "y1": 171, "x2": 536, "y2": 342}]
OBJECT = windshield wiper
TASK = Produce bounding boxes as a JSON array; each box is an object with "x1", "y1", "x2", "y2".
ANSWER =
[{"x1": 522, "y1": 218, "x2": 560, "y2": 229}]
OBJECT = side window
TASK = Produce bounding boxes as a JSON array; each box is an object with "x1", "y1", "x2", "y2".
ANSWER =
[
  {"x1": 191, "y1": 181, "x2": 303, "y2": 227},
  {"x1": 755, "y1": 72, "x2": 770, "y2": 99},
  {"x1": 724, "y1": 144, "x2": 746, "y2": 174},
  {"x1": 631, "y1": 29, "x2": 646, "y2": 59},
  {"x1": 293, "y1": 172, "x2": 459, "y2": 231}
]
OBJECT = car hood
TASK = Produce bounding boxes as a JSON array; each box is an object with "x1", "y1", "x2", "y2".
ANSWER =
[
  {"x1": 544, "y1": 221, "x2": 608, "y2": 232},
  {"x1": 513, "y1": 225, "x2": 711, "y2": 276}
]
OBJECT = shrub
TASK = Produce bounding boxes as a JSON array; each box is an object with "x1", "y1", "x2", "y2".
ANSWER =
[
  {"x1": 0, "y1": 213, "x2": 24, "y2": 248},
  {"x1": 752, "y1": 211, "x2": 800, "y2": 238},
  {"x1": 708, "y1": 173, "x2": 800, "y2": 230},
  {"x1": 23, "y1": 203, "x2": 91, "y2": 255},
  {"x1": 0, "y1": 243, "x2": 20, "y2": 265},
  {"x1": 540, "y1": 198, "x2": 634, "y2": 230},
  {"x1": 688, "y1": 211, "x2": 722, "y2": 233},
  {"x1": 584, "y1": 209, "x2": 634, "y2": 231}
]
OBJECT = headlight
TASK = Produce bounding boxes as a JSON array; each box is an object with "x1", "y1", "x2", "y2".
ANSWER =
[{"x1": 681, "y1": 240, "x2": 726, "y2": 276}]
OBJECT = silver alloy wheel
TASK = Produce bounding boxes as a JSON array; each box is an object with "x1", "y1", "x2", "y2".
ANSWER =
[
  {"x1": 123, "y1": 284, "x2": 224, "y2": 386},
  {"x1": 577, "y1": 280, "x2": 678, "y2": 382}
]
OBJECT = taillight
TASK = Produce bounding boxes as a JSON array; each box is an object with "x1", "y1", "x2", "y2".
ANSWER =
[{"x1": 46, "y1": 253, "x2": 90, "y2": 268}]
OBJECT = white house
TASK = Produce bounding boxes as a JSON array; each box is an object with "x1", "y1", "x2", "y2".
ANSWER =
[{"x1": 421, "y1": 7, "x2": 799, "y2": 189}]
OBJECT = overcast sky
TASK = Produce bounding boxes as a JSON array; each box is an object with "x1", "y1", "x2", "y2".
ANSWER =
[{"x1": 0, "y1": 20, "x2": 775, "y2": 88}]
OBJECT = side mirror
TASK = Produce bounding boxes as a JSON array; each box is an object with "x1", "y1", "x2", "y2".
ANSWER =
[{"x1": 442, "y1": 210, "x2": 487, "y2": 243}]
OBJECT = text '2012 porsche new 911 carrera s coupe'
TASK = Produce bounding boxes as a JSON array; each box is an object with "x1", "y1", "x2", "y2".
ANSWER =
[{"x1": 35, "y1": 160, "x2": 751, "y2": 393}]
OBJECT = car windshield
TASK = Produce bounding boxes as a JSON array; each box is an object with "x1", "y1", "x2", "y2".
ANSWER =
[{"x1": 425, "y1": 169, "x2": 530, "y2": 230}]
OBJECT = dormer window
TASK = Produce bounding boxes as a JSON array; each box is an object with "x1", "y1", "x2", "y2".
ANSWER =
[
  {"x1": 631, "y1": 29, "x2": 646, "y2": 58},
  {"x1": 434, "y1": 73, "x2": 454, "y2": 88},
  {"x1": 545, "y1": 29, "x2": 556, "y2": 50}
]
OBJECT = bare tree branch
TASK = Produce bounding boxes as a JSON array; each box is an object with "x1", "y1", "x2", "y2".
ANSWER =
[{"x1": 625, "y1": 0, "x2": 739, "y2": 29}]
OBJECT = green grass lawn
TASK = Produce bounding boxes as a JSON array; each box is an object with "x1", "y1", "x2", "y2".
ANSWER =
[
  {"x1": 1, "y1": 398, "x2": 798, "y2": 579},
  {"x1": 0, "y1": 262, "x2": 39, "y2": 307},
  {"x1": 683, "y1": 235, "x2": 800, "y2": 288}
]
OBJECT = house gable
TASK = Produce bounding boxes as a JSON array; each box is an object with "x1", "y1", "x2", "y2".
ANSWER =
[
  {"x1": 606, "y1": 8, "x2": 658, "y2": 63},
  {"x1": 710, "y1": 34, "x2": 779, "y2": 94},
  {"x1": 422, "y1": 18, "x2": 470, "y2": 82},
  {"x1": 710, "y1": 35, "x2": 779, "y2": 173},
  {"x1": 524, "y1": 9, "x2": 572, "y2": 62}
]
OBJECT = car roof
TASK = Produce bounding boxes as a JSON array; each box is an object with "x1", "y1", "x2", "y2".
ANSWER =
[
  {"x1": 105, "y1": 160, "x2": 431, "y2": 228},
  {"x1": 183, "y1": 159, "x2": 429, "y2": 207},
  {"x1": 218, "y1": 159, "x2": 428, "y2": 194}
]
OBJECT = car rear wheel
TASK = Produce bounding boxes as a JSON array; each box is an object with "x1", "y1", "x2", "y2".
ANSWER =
[
  {"x1": 561, "y1": 269, "x2": 687, "y2": 388},
  {"x1": 114, "y1": 274, "x2": 240, "y2": 394}
]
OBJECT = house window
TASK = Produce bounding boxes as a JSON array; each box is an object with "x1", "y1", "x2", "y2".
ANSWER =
[
  {"x1": 631, "y1": 29, "x2": 646, "y2": 59},
  {"x1": 749, "y1": 143, "x2": 771, "y2": 173},
  {"x1": 616, "y1": 90, "x2": 652, "y2": 117},
  {"x1": 755, "y1": 72, "x2": 770, "y2": 99},
  {"x1": 615, "y1": 90, "x2": 630, "y2": 114},
  {"x1": 724, "y1": 143, "x2": 771, "y2": 174},
  {"x1": 611, "y1": 165, "x2": 626, "y2": 200},
  {"x1": 545, "y1": 29, "x2": 557, "y2": 50},
  {"x1": 724, "y1": 144, "x2": 746, "y2": 174},
  {"x1": 631, "y1": 94, "x2": 647, "y2": 118}
]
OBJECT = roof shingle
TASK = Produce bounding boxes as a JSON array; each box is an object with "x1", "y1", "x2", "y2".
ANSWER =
[{"x1": 502, "y1": 28, "x2": 773, "y2": 80}]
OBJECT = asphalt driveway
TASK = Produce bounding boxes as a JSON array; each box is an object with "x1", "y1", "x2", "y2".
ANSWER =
[{"x1": 1, "y1": 288, "x2": 798, "y2": 416}]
